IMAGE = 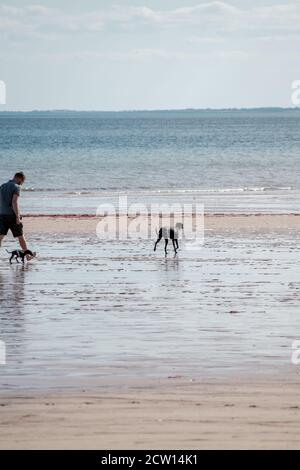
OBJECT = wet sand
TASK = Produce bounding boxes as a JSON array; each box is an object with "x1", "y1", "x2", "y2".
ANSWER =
[{"x1": 1, "y1": 214, "x2": 300, "y2": 448}]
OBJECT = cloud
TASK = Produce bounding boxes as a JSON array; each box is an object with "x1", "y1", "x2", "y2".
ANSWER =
[
  {"x1": 187, "y1": 36, "x2": 225, "y2": 45},
  {"x1": 167, "y1": 1, "x2": 240, "y2": 19},
  {"x1": 1, "y1": 2, "x2": 300, "y2": 47}
]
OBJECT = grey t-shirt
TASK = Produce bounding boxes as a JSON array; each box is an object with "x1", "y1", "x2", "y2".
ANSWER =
[{"x1": 0, "y1": 180, "x2": 21, "y2": 216}]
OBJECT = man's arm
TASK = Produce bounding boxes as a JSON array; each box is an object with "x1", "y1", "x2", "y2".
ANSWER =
[{"x1": 12, "y1": 194, "x2": 21, "y2": 225}]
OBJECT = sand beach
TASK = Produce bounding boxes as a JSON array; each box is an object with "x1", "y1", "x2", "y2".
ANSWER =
[{"x1": 1, "y1": 213, "x2": 300, "y2": 449}]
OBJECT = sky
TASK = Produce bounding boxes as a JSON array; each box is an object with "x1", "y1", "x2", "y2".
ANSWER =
[{"x1": 0, "y1": 0, "x2": 299, "y2": 110}]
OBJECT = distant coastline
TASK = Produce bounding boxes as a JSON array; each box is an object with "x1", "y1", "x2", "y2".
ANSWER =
[{"x1": 0, "y1": 107, "x2": 300, "y2": 115}]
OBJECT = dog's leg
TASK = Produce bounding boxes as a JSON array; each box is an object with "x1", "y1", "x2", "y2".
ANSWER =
[
  {"x1": 16, "y1": 256, "x2": 20, "y2": 264},
  {"x1": 172, "y1": 239, "x2": 177, "y2": 254},
  {"x1": 164, "y1": 239, "x2": 168, "y2": 255},
  {"x1": 154, "y1": 237, "x2": 161, "y2": 252},
  {"x1": 176, "y1": 239, "x2": 179, "y2": 250},
  {"x1": 9, "y1": 255, "x2": 13, "y2": 265},
  {"x1": 154, "y1": 230, "x2": 162, "y2": 252}
]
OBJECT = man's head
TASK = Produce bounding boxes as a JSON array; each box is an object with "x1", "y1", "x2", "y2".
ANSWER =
[{"x1": 13, "y1": 172, "x2": 26, "y2": 185}]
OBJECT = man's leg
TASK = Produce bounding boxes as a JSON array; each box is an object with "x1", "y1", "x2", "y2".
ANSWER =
[
  {"x1": 18, "y1": 235, "x2": 28, "y2": 251},
  {"x1": 17, "y1": 236, "x2": 33, "y2": 261}
]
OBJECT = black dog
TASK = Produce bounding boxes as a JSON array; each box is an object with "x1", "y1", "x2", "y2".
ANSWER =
[
  {"x1": 7, "y1": 249, "x2": 36, "y2": 265},
  {"x1": 154, "y1": 223, "x2": 183, "y2": 255}
]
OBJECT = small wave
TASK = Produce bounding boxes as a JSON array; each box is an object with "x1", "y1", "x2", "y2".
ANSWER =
[
  {"x1": 154, "y1": 186, "x2": 293, "y2": 193},
  {"x1": 23, "y1": 187, "x2": 58, "y2": 192},
  {"x1": 23, "y1": 186, "x2": 293, "y2": 195}
]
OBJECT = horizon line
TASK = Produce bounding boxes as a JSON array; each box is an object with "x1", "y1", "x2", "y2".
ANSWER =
[{"x1": 0, "y1": 106, "x2": 299, "y2": 113}]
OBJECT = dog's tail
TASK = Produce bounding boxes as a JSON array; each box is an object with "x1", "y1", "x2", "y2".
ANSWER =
[{"x1": 6, "y1": 250, "x2": 12, "y2": 254}]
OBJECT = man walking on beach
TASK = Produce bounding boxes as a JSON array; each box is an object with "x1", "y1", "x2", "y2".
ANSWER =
[{"x1": 0, "y1": 172, "x2": 34, "y2": 261}]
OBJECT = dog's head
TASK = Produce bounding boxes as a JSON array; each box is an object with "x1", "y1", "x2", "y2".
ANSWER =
[
  {"x1": 24, "y1": 250, "x2": 37, "y2": 257},
  {"x1": 175, "y1": 222, "x2": 184, "y2": 231}
]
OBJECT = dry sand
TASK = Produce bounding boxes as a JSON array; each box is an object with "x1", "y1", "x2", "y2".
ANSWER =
[
  {"x1": 1, "y1": 379, "x2": 300, "y2": 449},
  {"x1": 23, "y1": 213, "x2": 300, "y2": 236}
]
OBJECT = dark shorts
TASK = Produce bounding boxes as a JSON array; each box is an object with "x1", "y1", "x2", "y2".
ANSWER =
[{"x1": 0, "y1": 215, "x2": 23, "y2": 238}]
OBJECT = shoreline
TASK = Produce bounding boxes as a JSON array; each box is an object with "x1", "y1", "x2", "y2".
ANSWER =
[{"x1": 23, "y1": 213, "x2": 300, "y2": 217}]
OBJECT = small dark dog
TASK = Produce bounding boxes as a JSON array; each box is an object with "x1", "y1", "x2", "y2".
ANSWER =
[
  {"x1": 154, "y1": 223, "x2": 183, "y2": 255},
  {"x1": 7, "y1": 249, "x2": 36, "y2": 265}
]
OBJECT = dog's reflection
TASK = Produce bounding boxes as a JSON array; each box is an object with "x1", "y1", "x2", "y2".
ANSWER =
[{"x1": 164, "y1": 255, "x2": 180, "y2": 272}]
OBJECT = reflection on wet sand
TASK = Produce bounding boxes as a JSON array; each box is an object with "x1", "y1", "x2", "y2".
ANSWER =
[
  {"x1": 0, "y1": 266, "x2": 27, "y2": 371},
  {"x1": 0, "y1": 232, "x2": 299, "y2": 391},
  {"x1": 163, "y1": 256, "x2": 180, "y2": 272}
]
